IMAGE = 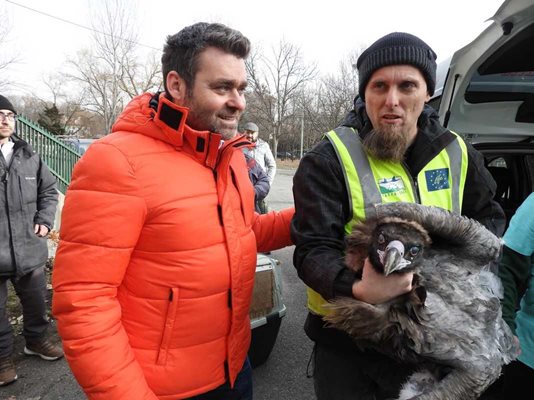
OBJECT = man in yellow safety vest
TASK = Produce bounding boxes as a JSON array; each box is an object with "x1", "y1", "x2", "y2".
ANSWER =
[{"x1": 291, "y1": 32, "x2": 505, "y2": 400}]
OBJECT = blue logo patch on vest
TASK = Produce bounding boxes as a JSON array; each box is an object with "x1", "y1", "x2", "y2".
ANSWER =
[
  {"x1": 425, "y1": 168, "x2": 450, "y2": 191},
  {"x1": 378, "y1": 176, "x2": 405, "y2": 195}
]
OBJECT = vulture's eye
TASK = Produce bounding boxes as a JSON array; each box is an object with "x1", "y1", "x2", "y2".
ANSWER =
[
  {"x1": 408, "y1": 246, "x2": 421, "y2": 257},
  {"x1": 377, "y1": 233, "x2": 386, "y2": 245}
]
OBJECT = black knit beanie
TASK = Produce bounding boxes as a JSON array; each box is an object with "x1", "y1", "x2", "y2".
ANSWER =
[
  {"x1": 357, "y1": 32, "x2": 437, "y2": 99},
  {"x1": 0, "y1": 95, "x2": 16, "y2": 114}
]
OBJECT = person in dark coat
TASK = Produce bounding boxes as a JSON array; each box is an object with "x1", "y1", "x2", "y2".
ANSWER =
[
  {"x1": 291, "y1": 33, "x2": 505, "y2": 400},
  {"x1": 0, "y1": 95, "x2": 63, "y2": 387},
  {"x1": 244, "y1": 152, "x2": 271, "y2": 213}
]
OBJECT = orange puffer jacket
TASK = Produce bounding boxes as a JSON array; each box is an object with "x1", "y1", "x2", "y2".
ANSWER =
[{"x1": 52, "y1": 93, "x2": 293, "y2": 399}]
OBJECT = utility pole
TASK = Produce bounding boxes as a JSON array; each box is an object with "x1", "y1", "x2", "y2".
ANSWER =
[{"x1": 300, "y1": 114, "x2": 304, "y2": 159}]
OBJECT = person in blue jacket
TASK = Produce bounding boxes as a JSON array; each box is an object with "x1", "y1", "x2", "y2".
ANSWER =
[
  {"x1": 496, "y1": 192, "x2": 534, "y2": 397},
  {"x1": 244, "y1": 153, "x2": 270, "y2": 213}
]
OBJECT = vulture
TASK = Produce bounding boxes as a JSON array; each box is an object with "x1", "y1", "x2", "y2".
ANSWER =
[{"x1": 324, "y1": 202, "x2": 519, "y2": 400}]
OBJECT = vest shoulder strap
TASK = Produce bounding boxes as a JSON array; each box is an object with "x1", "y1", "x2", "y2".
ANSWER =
[{"x1": 325, "y1": 126, "x2": 381, "y2": 224}]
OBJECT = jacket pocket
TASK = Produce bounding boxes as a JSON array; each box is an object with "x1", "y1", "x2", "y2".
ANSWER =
[
  {"x1": 157, "y1": 287, "x2": 180, "y2": 365},
  {"x1": 18, "y1": 174, "x2": 38, "y2": 205}
]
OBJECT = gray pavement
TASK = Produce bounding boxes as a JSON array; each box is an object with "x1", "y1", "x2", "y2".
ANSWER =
[
  {"x1": 1, "y1": 168, "x2": 315, "y2": 400},
  {"x1": 252, "y1": 169, "x2": 315, "y2": 399},
  {"x1": 2, "y1": 325, "x2": 84, "y2": 399}
]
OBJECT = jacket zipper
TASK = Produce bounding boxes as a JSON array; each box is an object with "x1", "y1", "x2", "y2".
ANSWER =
[{"x1": 402, "y1": 161, "x2": 421, "y2": 203}]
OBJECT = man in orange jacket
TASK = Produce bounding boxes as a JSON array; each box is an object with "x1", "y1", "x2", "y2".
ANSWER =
[{"x1": 52, "y1": 22, "x2": 293, "y2": 400}]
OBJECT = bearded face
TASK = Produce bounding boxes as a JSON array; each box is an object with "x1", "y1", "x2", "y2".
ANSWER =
[
  {"x1": 180, "y1": 47, "x2": 247, "y2": 140},
  {"x1": 362, "y1": 65, "x2": 430, "y2": 161},
  {"x1": 362, "y1": 127, "x2": 410, "y2": 162}
]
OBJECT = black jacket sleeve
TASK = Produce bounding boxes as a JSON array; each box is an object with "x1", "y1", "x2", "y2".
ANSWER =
[
  {"x1": 462, "y1": 142, "x2": 506, "y2": 236},
  {"x1": 291, "y1": 140, "x2": 357, "y2": 300}
]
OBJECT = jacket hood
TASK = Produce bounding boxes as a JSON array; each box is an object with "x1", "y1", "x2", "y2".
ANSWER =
[
  {"x1": 112, "y1": 92, "x2": 247, "y2": 169},
  {"x1": 341, "y1": 96, "x2": 448, "y2": 138}
]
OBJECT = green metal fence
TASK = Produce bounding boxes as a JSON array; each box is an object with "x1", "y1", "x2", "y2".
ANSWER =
[{"x1": 15, "y1": 115, "x2": 81, "y2": 194}]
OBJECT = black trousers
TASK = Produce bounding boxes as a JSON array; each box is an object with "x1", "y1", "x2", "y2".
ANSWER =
[
  {"x1": 0, "y1": 266, "x2": 49, "y2": 358},
  {"x1": 313, "y1": 342, "x2": 530, "y2": 400},
  {"x1": 312, "y1": 342, "x2": 414, "y2": 400},
  {"x1": 186, "y1": 358, "x2": 253, "y2": 400},
  {"x1": 480, "y1": 360, "x2": 534, "y2": 400},
  {"x1": 256, "y1": 199, "x2": 268, "y2": 214}
]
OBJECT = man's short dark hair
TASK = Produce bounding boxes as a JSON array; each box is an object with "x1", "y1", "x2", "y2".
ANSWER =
[{"x1": 161, "y1": 22, "x2": 251, "y2": 94}]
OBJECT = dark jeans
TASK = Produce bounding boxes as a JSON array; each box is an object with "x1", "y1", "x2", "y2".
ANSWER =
[
  {"x1": 0, "y1": 267, "x2": 49, "y2": 358},
  {"x1": 186, "y1": 357, "x2": 253, "y2": 400},
  {"x1": 312, "y1": 342, "x2": 413, "y2": 400},
  {"x1": 480, "y1": 360, "x2": 534, "y2": 400},
  {"x1": 256, "y1": 199, "x2": 268, "y2": 214},
  {"x1": 502, "y1": 360, "x2": 534, "y2": 398}
]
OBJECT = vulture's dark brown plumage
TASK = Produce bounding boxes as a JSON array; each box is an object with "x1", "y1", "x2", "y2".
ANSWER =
[{"x1": 324, "y1": 202, "x2": 519, "y2": 400}]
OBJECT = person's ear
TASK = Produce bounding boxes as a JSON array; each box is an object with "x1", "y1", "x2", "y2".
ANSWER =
[{"x1": 166, "y1": 71, "x2": 188, "y2": 104}]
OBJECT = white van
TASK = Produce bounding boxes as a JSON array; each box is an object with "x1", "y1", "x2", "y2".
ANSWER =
[{"x1": 430, "y1": 0, "x2": 534, "y2": 224}]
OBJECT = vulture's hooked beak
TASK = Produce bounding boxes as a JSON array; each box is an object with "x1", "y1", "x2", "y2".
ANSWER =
[{"x1": 379, "y1": 240, "x2": 411, "y2": 275}]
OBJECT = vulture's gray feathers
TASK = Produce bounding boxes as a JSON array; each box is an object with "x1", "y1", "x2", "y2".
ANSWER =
[{"x1": 324, "y1": 202, "x2": 519, "y2": 400}]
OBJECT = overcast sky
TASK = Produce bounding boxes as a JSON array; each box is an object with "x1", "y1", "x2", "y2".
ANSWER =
[{"x1": 2, "y1": 0, "x2": 505, "y2": 100}]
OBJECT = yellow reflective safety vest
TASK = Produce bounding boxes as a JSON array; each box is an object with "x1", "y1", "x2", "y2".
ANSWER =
[{"x1": 307, "y1": 126, "x2": 468, "y2": 316}]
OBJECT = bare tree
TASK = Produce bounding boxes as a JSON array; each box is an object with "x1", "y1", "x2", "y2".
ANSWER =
[
  {"x1": 41, "y1": 74, "x2": 90, "y2": 136},
  {"x1": 67, "y1": 48, "x2": 122, "y2": 134},
  {"x1": 0, "y1": 9, "x2": 17, "y2": 91},
  {"x1": 65, "y1": 0, "x2": 160, "y2": 134},
  {"x1": 285, "y1": 48, "x2": 363, "y2": 153},
  {"x1": 309, "y1": 49, "x2": 362, "y2": 136},
  {"x1": 246, "y1": 41, "x2": 317, "y2": 156},
  {"x1": 11, "y1": 76, "x2": 90, "y2": 137},
  {"x1": 10, "y1": 96, "x2": 46, "y2": 121},
  {"x1": 119, "y1": 50, "x2": 162, "y2": 99}
]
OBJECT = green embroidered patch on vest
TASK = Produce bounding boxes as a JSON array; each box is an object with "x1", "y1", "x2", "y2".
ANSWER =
[{"x1": 378, "y1": 176, "x2": 405, "y2": 195}]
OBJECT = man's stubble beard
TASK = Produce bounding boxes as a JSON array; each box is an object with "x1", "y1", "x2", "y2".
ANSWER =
[
  {"x1": 362, "y1": 126, "x2": 410, "y2": 162},
  {"x1": 184, "y1": 94, "x2": 240, "y2": 141},
  {"x1": 186, "y1": 109, "x2": 239, "y2": 141}
]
